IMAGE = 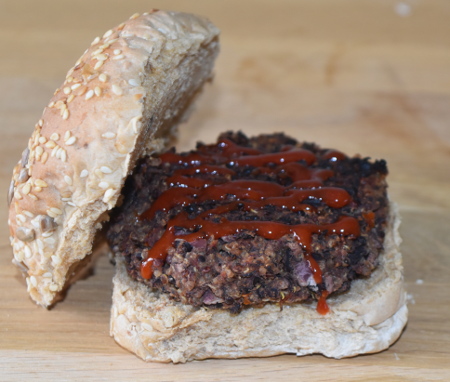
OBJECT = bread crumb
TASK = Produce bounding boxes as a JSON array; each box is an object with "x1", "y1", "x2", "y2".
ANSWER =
[
  {"x1": 406, "y1": 293, "x2": 415, "y2": 305},
  {"x1": 395, "y1": 2, "x2": 412, "y2": 17}
]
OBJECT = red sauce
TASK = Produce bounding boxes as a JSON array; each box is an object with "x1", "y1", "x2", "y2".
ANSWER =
[
  {"x1": 317, "y1": 291, "x2": 330, "y2": 315},
  {"x1": 140, "y1": 139, "x2": 356, "y2": 314}
]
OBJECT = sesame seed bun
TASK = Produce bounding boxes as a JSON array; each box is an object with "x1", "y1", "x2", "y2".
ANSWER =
[{"x1": 7, "y1": 10, "x2": 220, "y2": 307}]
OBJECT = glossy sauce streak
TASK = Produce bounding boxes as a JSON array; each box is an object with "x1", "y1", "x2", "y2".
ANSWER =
[{"x1": 141, "y1": 139, "x2": 358, "y2": 314}]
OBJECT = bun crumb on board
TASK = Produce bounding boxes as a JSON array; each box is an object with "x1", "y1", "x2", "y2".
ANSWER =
[{"x1": 7, "y1": 10, "x2": 220, "y2": 307}]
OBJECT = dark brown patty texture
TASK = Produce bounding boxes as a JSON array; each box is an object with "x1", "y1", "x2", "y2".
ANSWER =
[{"x1": 107, "y1": 132, "x2": 389, "y2": 313}]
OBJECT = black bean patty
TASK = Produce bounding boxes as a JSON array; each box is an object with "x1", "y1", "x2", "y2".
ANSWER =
[{"x1": 107, "y1": 132, "x2": 389, "y2": 313}]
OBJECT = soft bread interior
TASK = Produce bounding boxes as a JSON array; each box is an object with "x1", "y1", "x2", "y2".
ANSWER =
[{"x1": 110, "y1": 203, "x2": 407, "y2": 363}]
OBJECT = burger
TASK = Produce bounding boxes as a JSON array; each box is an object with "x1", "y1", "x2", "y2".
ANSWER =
[{"x1": 7, "y1": 10, "x2": 407, "y2": 363}]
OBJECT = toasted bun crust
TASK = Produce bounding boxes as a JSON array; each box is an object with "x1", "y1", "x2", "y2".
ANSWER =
[
  {"x1": 7, "y1": 11, "x2": 220, "y2": 307},
  {"x1": 110, "y1": 203, "x2": 407, "y2": 363}
]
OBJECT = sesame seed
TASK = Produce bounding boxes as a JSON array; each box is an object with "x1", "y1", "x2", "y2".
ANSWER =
[
  {"x1": 103, "y1": 29, "x2": 114, "y2": 38},
  {"x1": 46, "y1": 140, "x2": 57, "y2": 149},
  {"x1": 34, "y1": 179, "x2": 48, "y2": 188},
  {"x1": 51, "y1": 255, "x2": 62, "y2": 265},
  {"x1": 66, "y1": 76, "x2": 74, "y2": 83},
  {"x1": 38, "y1": 136, "x2": 47, "y2": 144},
  {"x1": 67, "y1": 202, "x2": 77, "y2": 207},
  {"x1": 23, "y1": 210, "x2": 34, "y2": 218},
  {"x1": 41, "y1": 152, "x2": 49, "y2": 164},
  {"x1": 129, "y1": 116, "x2": 141, "y2": 134},
  {"x1": 67, "y1": 94, "x2": 75, "y2": 103},
  {"x1": 47, "y1": 211, "x2": 58, "y2": 218},
  {"x1": 50, "y1": 133, "x2": 60, "y2": 141},
  {"x1": 112, "y1": 84, "x2": 123, "y2": 95},
  {"x1": 63, "y1": 87, "x2": 71, "y2": 95},
  {"x1": 38, "y1": 119, "x2": 44, "y2": 127},
  {"x1": 98, "y1": 181, "x2": 109, "y2": 189},
  {"x1": 112, "y1": 54, "x2": 124, "y2": 60},
  {"x1": 30, "y1": 275, "x2": 37, "y2": 287},
  {"x1": 80, "y1": 169, "x2": 89, "y2": 178},
  {"x1": 14, "y1": 190, "x2": 23, "y2": 200},
  {"x1": 117, "y1": 22, "x2": 125, "y2": 30},
  {"x1": 36, "y1": 145, "x2": 44, "y2": 156},
  {"x1": 113, "y1": 49, "x2": 122, "y2": 55},
  {"x1": 128, "y1": 78, "x2": 140, "y2": 87},
  {"x1": 95, "y1": 53, "x2": 108, "y2": 61},
  {"x1": 16, "y1": 214, "x2": 26, "y2": 223},
  {"x1": 130, "y1": 13, "x2": 140, "y2": 19},
  {"x1": 99, "y1": 73, "x2": 108, "y2": 82},
  {"x1": 7, "y1": 181, "x2": 14, "y2": 206},
  {"x1": 64, "y1": 131, "x2": 71, "y2": 140},
  {"x1": 103, "y1": 188, "x2": 115, "y2": 203},
  {"x1": 22, "y1": 183, "x2": 31, "y2": 195},
  {"x1": 94, "y1": 86, "x2": 102, "y2": 97},
  {"x1": 34, "y1": 187, "x2": 42, "y2": 193},
  {"x1": 100, "y1": 166, "x2": 112, "y2": 174},
  {"x1": 91, "y1": 36, "x2": 100, "y2": 45},
  {"x1": 65, "y1": 136, "x2": 77, "y2": 146},
  {"x1": 56, "y1": 147, "x2": 63, "y2": 159},
  {"x1": 47, "y1": 207, "x2": 62, "y2": 215},
  {"x1": 49, "y1": 283, "x2": 58, "y2": 292},
  {"x1": 18, "y1": 169, "x2": 29, "y2": 184},
  {"x1": 28, "y1": 194, "x2": 38, "y2": 201},
  {"x1": 71, "y1": 83, "x2": 81, "y2": 90},
  {"x1": 62, "y1": 109, "x2": 69, "y2": 120},
  {"x1": 48, "y1": 101, "x2": 55, "y2": 108},
  {"x1": 24, "y1": 246, "x2": 32, "y2": 259},
  {"x1": 14, "y1": 251, "x2": 24, "y2": 263},
  {"x1": 51, "y1": 145, "x2": 59, "y2": 157},
  {"x1": 60, "y1": 149, "x2": 67, "y2": 162},
  {"x1": 43, "y1": 272, "x2": 52, "y2": 278},
  {"x1": 92, "y1": 48, "x2": 104, "y2": 56},
  {"x1": 85, "y1": 89, "x2": 94, "y2": 100},
  {"x1": 76, "y1": 86, "x2": 87, "y2": 96},
  {"x1": 41, "y1": 232, "x2": 53, "y2": 238},
  {"x1": 101, "y1": 132, "x2": 116, "y2": 139},
  {"x1": 64, "y1": 175, "x2": 73, "y2": 186},
  {"x1": 94, "y1": 60, "x2": 104, "y2": 70}
]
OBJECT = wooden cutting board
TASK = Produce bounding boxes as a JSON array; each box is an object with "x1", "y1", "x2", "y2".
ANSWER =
[{"x1": 1, "y1": 1, "x2": 449, "y2": 380}]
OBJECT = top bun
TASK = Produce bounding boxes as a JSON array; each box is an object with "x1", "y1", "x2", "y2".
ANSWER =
[{"x1": 7, "y1": 10, "x2": 220, "y2": 307}]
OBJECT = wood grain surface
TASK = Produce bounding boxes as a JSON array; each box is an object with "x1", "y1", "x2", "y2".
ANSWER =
[{"x1": 1, "y1": 1, "x2": 449, "y2": 381}]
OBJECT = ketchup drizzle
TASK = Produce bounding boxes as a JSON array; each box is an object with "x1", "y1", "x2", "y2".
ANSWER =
[{"x1": 140, "y1": 138, "x2": 356, "y2": 315}]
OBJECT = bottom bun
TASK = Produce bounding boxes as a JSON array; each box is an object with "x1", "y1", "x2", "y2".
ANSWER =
[{"x1": 110, "y1": 203, "x2": 407, "y2": 363}]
